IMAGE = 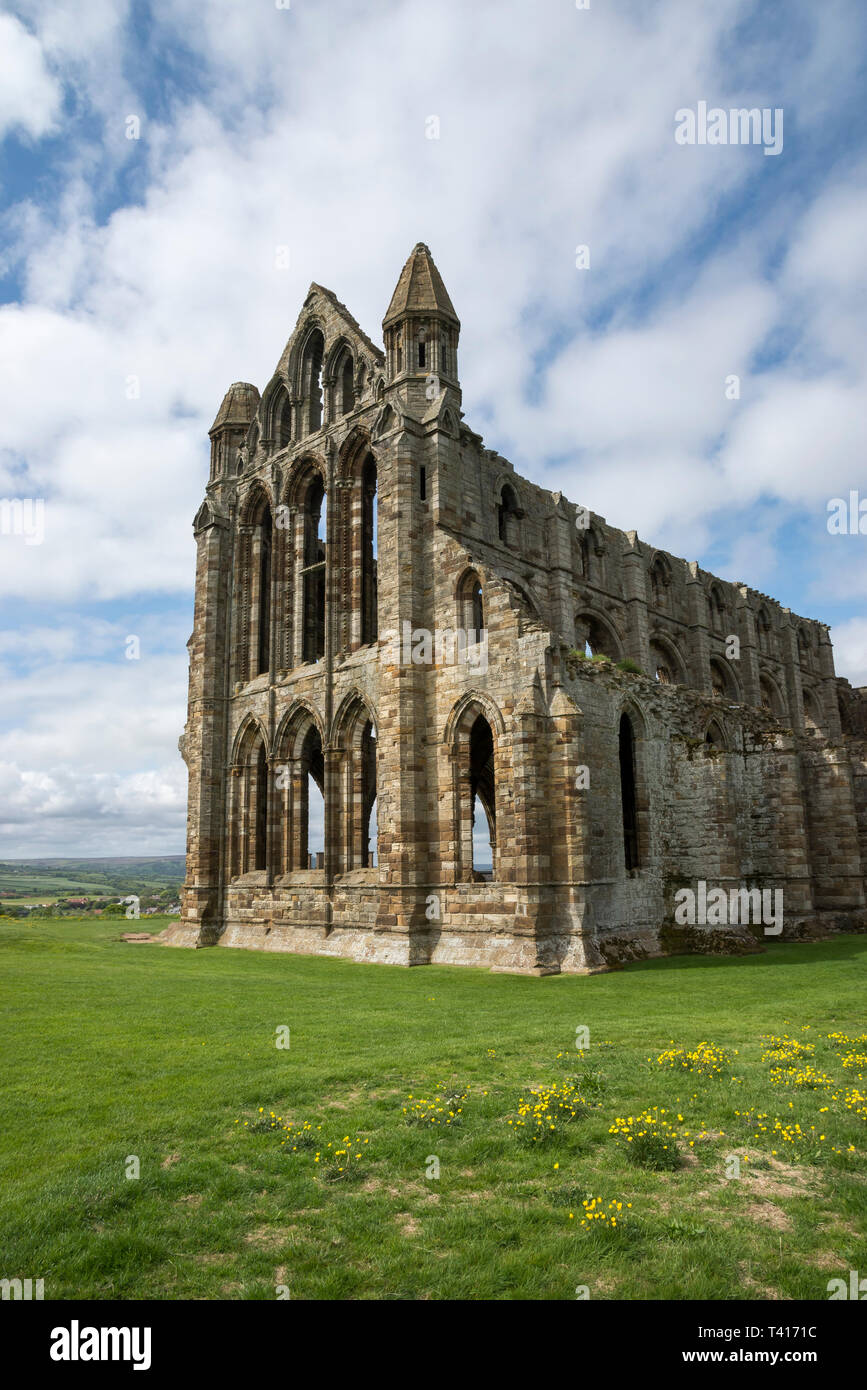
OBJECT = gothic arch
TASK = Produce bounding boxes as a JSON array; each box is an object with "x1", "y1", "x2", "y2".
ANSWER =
[
  {"x1": 230, "y1": 714, "x2": 269, "y2": 766},
  {"x1": 227, "y1": 716, "x2": 270, "y2": 878},
  {"x1": 615, "y1": 700, "x2": 649, "y2": 874},
  {"x1": 325, "y1": 337, "x2": 356, "y2": 419},
  {"x1": 649, "y1": 552, "x2": 672, "y2": 609},
  {"x1": 288, "y1": 318, "x2": 325, "y2": 389},
  {"x1": 582, "y1": 523, "x2": 606, "y2": 585},
  {"x1": 708, "y1": 582, "x2": 727, "y2": 633},
  {"x1": 756, "y1": 605, "x2": 774, "y2": 657},
  {"x1": 373, "y1": 402, "x2": 398, "y2": 438},
  {"x1": 294, "y1": 323, "x2": 326, "y2": 435},
  {"x1": 335, "y1": 432, "x2": 377, "y2": 649},
  {"x1": 802, "y1": 686, "x2": 823, "y2": 733},
  {"x1": 504, "y1": 576, "x2": 543, "y2": 627},
  {"x1": 193, "y1": 499, "x2": 218, "y2": 533},
  {"x1": 455, "y1": 567, "x2": 486, "y2": 643},
  {"x1": 649, "y1": 629, "x2": 686, "y2": 685},
  {"x1": 574, "y1": 608, "x2": 623, "y2": 660},
  {"x1": 302, "y1": 471, "x2": 327, "y2": 663},
  {"x1": 704, "y1": 716, "x2": 729, "y2": 750},
  {"x1": 496, "y1": 480, "x2": 523, "y2": 548},
  {"x1": 238, "y1": 480, "x2": 274, "y2": 525},
  {"x1": 274, "y1": 699, "x2": 326, "y2": 760},
  {"x1": 443, "y1": 688, "x2": 506, "y2": 745},
  {"x1": 275, "y1": 457, "x2": 327, "y2": 666},
  {"x1": 614, "y1": 696, "x2": 648, "y2": 741},
  {"x1": 283, "y1": 454, "x2": 326, "y2": 509},
  {"x1": 244, "y1": 419, "x2": 260, "y2": 462},
  {"x1": 444, "y1": 694, "x2": 502, "y2": 880},
  {"x1": 337, "y1": 426, "x2": 375, "y2": 481},
  {"x1": 759, "y1": 670, "x2": 787, "y2": 719},
  {"x1": 332, "y1": 688, "x2": 379, "y2": 744},
  {"x1": 235, "y1": 485, "x2": 275, "y2": 681},
  {"x1": 332, "y1": 691, "x2": 378, "y2": 871},
  {"x1": 260, "y1": 375, "x2": 292, "y2": 450},
  {"x1": 709, "y1": 654, "x2": 741, "y2": 701}
]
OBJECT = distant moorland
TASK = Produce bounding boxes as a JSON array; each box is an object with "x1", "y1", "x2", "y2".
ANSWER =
[{"x1": 0, "y1": 856, "x2": 185, "y2": 916}]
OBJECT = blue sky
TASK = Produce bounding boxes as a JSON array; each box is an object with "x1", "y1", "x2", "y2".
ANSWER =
[{"x1": 0, "y1": 0, "x2": 865, "y2": 856}]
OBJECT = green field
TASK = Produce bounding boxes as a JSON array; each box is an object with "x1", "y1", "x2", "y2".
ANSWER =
[
  {"x1": 1, "y1": 917, "x2": 865, "y2": 1300},
  {"x1": 0, "y1": 857, "x2": 185, "y2": 903}
]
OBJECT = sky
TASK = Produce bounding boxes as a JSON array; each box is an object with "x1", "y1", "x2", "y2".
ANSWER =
[{"x1": 0, "y1": 0, "x2": 865, "y2": 858}]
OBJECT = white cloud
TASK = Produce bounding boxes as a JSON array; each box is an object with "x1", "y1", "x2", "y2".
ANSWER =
[
  {"x1": 0, "y1": 14, "x2": 62, "y2": 141},
  {"x1": 831, "y1": 616, "x2": 867, "y2": 689},
  {"x1": 0, "y1": 0, "x2": 865, "y2": 855},
  {"x1": 0, "y1": 616, "x2": 188, "y2": 854}
]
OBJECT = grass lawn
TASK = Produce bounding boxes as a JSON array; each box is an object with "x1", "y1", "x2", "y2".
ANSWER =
[{"x1": 1, "y1": 916, "x2": 865, "y2": 1301}]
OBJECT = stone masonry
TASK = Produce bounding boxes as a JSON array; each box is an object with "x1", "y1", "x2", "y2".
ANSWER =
[{"x1": 167, "y1": 243, "x2": 867, "y2": 972}]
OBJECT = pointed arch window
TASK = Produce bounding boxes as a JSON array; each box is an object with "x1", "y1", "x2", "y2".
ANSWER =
[
  {"x1": 802, "y1": 688, "x2": 822, "y2": 735},
  {"x1": 361, "y1": 456, "x2": 378, "y2": 644},
  {"x1": 710, "y1": 656, "x2": 738, "y2": 701},
  {"x1": 341, "y1": 353, "x2": 355, "y2": 415},
  {"x1": 229, "y1": 724, "x2": 270, "y2": 878},
  {"x1": 649, "y1": 637, "x2": 682, "y2": 686},
  {"x1": 267, "y1": 383, "x2": 292, "y2": 450},
  {"x1": 302, "y1": 476, "x2": 326, "y2": 662},
  {"x1": 582, "y1": 525, "x2": 605, "y2": 586},
  {"x1": 650, "y1": 557, "x2": 670, "y2": 609},
  {"x1": 334, "y1": 701, "x2": 378, "y2": 871},
  {"x1": 256, "y1": 506, "x2": 272, "y2": 676},
  {"x1": 448, "y1": 699, "x2": 501, "y2": 881},
  {"x1": 497, "y1": 484, "x2": 521, "y2": 548},
  {"x1": 276, "y1": 393, "x2": 291, "y2": 449},
  {"x1": 361, "y1": 720, "x2": 377, "y2": 868},
  {"x1": 254, "y1": 742, "x2": 269, "y2": 870},
  {"x1": 456, "y1": 570, "x2": 485, "y2": 646},
  {"x1": 274, "y1": 711, "x2": 326, "y2": 874},
  {"x1": 470, "y1": 715, "x2": 495, "y2": 878},
  {"x1": 301, "y1": 329, "x2": 324, "y2": 435},
  {"x1": 238, "y1": 493, "x2": 273, "y2": 683},
  {"x1": 471, "y1": 582, "x2": 484, "y2": 643},
  {"x1": 578, "y1": 532, "x2": 590, "y2": 579},
  {"x1": 760, "y1": 674, "x2": 784, "y2": 718},
  {"x1": 574, "y1": 612, "x2": 620, "y2": 661},
  {"x1": 299, "y1": 724, "x2": 324, "y2": 869},
  {"x1": 619, "y1": 713, "x2": 639, "y2": 871},
  {"x1": 757, "y1": 608, "x2": 773, "y2": 657}
]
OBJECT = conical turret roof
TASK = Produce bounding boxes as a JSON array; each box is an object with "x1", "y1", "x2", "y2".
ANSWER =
[
  {"x1": 209, "y1": 381, "x2": 260, "y2": 433},
  {"x1": 383, "y1": 243, "x2": 459, "y2": 328}
]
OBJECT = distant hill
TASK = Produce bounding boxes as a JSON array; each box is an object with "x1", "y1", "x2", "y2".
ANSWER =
[
  {"x1": 0, "y1": 857, "x2": 186, "y2": 903},
  {"x1": 0, "y1": 856, "x2": 186, "y2": 878}
]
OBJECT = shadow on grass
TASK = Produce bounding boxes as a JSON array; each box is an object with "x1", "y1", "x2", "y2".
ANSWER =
[{"x1": 614, "y1": 934, "x2": 867, "y2": 976}]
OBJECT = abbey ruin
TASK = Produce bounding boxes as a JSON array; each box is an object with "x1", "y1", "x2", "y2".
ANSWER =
[{"x1": 169, "y1": 243, "x2": 867, "y2": 972}]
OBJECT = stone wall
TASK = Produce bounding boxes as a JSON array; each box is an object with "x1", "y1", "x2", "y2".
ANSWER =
[{"x1": 171, "y1": 246, "x2": 867, "y2": 972}]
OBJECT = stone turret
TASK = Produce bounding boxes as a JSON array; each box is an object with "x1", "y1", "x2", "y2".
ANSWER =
[
  {"x1": 382, "y1": 243, "x2": 461, "y2": 412},
  {"x1": 208, "y1": 381, "x2": 260, "y2": 483}
]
